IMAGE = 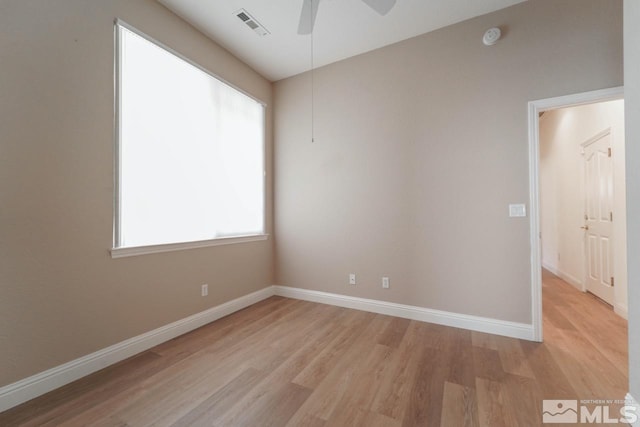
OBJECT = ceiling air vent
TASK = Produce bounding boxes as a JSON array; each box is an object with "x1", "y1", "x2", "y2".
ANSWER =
[{"x1": 234, "y1": 9, "x2": 270, "y2": 36}]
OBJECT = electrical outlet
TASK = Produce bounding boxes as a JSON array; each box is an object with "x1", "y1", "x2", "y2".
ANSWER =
[
  {"x1": 382, "y1": 277, "x2": 390, "y2": 289},
  {"x1": 349, "y1": 273, "x2": 356, "y2": 285},
  {"x1": 201, "y1": 284, "x2": 208, "y2": 297}
]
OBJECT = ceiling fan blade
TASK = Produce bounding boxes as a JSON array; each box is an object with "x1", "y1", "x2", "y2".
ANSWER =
[
  {"x1": 361, "y1": 0, "x2": 396, "y2": 15},
  {"x1": 297, "y1": 0, "x2": 320, "y2": 35}
]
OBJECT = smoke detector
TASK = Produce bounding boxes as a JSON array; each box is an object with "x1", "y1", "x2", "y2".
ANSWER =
[
  {"x1": 483, "y1": 27, "x2": 502, "y2": 46},
  {"x1": 235, "y1": 9, "x2": 270, "y2": 36}
]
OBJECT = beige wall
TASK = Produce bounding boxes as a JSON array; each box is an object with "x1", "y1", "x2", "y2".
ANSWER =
[
  {"x1": 539, "y1": 101, "x2": 627, "y2": 316},
  {"x1": 624, "y1": 0, "x2": 640, "y2": 402},
  {"x1": 0, "y1": 0, "x2": 273, "y2": 387},
  {"x1": 274, "y1": 0, "x2": 623, "y2": 324}
]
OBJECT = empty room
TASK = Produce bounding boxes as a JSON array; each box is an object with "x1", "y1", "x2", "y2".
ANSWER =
[{"x1": 1, "y1": 0, "x2": 639, "y2": 426}]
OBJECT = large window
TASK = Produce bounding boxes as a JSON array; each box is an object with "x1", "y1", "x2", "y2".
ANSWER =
[{"x1": 113, "y1": 22, "x2": 266, "y2": 256}]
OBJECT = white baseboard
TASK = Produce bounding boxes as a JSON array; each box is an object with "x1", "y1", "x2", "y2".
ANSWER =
[
  {"x1": 0, "y1": 286, "x2": 274, "y2": 413},
  {"x1": 615, "y1": 303, "x2": 629, "y2": 320},
  {"x1": 542, "y1": 263, "x2": 584, "y2": 291},
  {"x1": 627, "y1": 393, "x2": 640, "y2": 427},
  {"x1": 0, "y1": 284, "x2": 538, "y2": 413},
  {"x1": 542, "y1": 264, "x2": 629, "y2": 320},
  {"x1": 541, "y1": 261, "x2": 557, "y2": 273},
  {"x1": 273, "y1": 286, "x2": 534, "y2": 341}
]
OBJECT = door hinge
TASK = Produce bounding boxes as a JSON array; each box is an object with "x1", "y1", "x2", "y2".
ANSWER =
[
  {"x1": 611, "y1": 277, "x2": 615, "y2": 287},
  {"x1": 608, "y1": 147, "x2": 612, "y2": 157},
  {"x1": 610, "y1": 211, "x2": 613, "y2": 222}
]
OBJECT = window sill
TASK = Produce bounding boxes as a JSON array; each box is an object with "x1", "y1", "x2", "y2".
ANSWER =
[{"x1": 110, "y1": 234, "x2": 269, "y2": 259}]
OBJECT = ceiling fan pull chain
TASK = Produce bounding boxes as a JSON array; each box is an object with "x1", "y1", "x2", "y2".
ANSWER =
[{"x1": 311, "y1": 0, "x2": 315, "y2": 143}]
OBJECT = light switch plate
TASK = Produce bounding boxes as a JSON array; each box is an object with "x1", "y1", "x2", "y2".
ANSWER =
[{"x1": 509, "y1": 204, "x2": 527, "y2": 217}]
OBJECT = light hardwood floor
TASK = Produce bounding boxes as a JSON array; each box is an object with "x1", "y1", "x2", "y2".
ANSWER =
[{"x1": 0, "y1": 270, "x2": 628, "y2": 426}]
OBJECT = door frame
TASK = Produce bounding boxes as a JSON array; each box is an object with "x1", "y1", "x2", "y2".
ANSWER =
[{"x1": 528, "y1": 86, "x2": 624, "y2": 342}]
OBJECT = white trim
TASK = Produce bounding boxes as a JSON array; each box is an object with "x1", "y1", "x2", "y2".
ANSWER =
[
  {"x1": 529, "y1": 87, "x2": 624, "y2": 111},
  {"x1": 541, "y1": 265, "x2": 629, "y2": 319},
  {"x1": 542, "y1": 262, "x2": 585, "y2": 291},
  {"x1": 528, "y1": 99, "x2": 544, "y2": 342},
  {"x1": 273, "y1": 286, "x2": 534, "y2": 341},
  {"x1": 111, "y1": 234, "x2": 269, "y2": 258},
  {"x1": 0, "y1": 283, "x2": 548, "y2": 413},
  {"x1": 626, "y1": 393, "x2": 640, "y2": 427},
  {"x1": 615, "y1": 303, "x2": 629, "y2": 319},
  {"x1": 113, "y1": 22, "x2": 122, "y2": 247},
  {"x1": 528, "y1": 86, "x2": 624, "y2": 343},
  {"x1": 0, "y1": 286, "x2": 274, "y2": 413},
  {"x1": 541, "y1": 261, "x2": 556, "y2": 273},
  {"x1": 580, "y1": 127, "x2": 612, "y2": 149}
]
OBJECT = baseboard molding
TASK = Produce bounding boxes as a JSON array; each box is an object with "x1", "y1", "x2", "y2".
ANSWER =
[
  {"x1": 542, "y1": 265, "x2": 629, "y2": 320},
  {"x1": 541, "y1": 261, "x2": 556, "y2": 273},
  {"x1": 615, "y1": 303, "x2": 629, "y2": 320},
  {"x1": 0, "y1": 286, "x2": 274, "y2": 413},
  {"x1": 542, "y1": 263, "x2": 583, "y2": 291},
  {"x1": 273, "y1": 286, "x2": 534, "y2": 341},
  {"x1": 0, "y1": 284, "x2": 538, "y2": 413}
]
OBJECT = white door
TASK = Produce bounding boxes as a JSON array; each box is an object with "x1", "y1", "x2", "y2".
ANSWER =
[{"x1": 583, "y1": 131, "x2": 614, "y2": 305}]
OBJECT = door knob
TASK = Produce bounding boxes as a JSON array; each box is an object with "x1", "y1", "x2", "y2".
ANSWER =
[{"x1": 581, "y1": 225, "x2": 589, "y2": 230}]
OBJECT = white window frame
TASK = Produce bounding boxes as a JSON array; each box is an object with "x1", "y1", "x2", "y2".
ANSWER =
[{"x1": 111, "y1": 20, "x2": 268, "y2": 259}]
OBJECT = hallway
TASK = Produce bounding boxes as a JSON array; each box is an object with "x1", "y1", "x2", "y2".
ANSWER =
[{"x1": 541, "y1": 268, "x2": 628, "y2": 400}]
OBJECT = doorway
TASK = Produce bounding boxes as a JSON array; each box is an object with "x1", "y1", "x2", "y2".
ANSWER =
[{"x1": 528, "y1": 87, "x2": 626, "y2": 342}]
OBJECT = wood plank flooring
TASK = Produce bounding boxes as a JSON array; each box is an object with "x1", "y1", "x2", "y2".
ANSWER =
[{"x1": 0, "y1": 270, "x2": 628, "y2": 426}]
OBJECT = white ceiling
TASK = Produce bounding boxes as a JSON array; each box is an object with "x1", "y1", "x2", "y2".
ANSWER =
[{"x1": 157, "y1": 0, "x2": 526, "y2": 82}]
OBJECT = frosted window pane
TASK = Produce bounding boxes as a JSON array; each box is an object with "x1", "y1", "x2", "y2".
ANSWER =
[{"x1": 118, "y1": 25, "x2": 264, "y2": 248}]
